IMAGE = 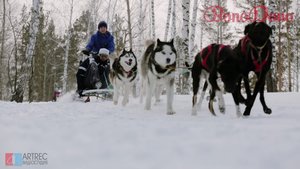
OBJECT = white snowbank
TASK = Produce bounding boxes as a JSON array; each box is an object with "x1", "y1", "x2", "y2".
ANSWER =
[{"x1": 1, "y1": 92, "x2": 300, "y2": 169}]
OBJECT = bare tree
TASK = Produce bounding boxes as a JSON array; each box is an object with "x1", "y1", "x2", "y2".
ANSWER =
[
  {"x1": 62, "y1": 0, "x2": 74, "y2": 94},
  {"x1": 181, "y1": 0, "x2": 190, "y2": 94},
  {"x1": 189, "y1": 0, "x2": 198, "y2": 58},
  {"x1": 6, "y1": 1, "x2": 26, "y2": 98},
  {"x1": 150, "y1": 0, "x2": 155, "y2": 39},
  {"x1": 296, "y1": 0, "x2": 300, "y2": 92},
  {"x1": 171, "y1": 0, "x2": 176, "y2": 38},
  {"x1": 125, "y1": 0, "x2": 133, "y2": 49},
  {"x1": 164, "y1": 0, "x2": 172, "y2": 41},
  {"x1": 138, "y1": 0, "x2": 145, "y2": 55},
  {"x1": 0, "y1": 0, "x2": 6, "y2": 99},
  {"x1": 11, "y1": 0, "x2": 42, "y2": 102},
  {"x1": 267, "y1": 0, "x2": 278, "y2": 92}
]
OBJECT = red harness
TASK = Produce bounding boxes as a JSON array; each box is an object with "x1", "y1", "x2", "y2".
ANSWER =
[
  {"x1": 241, "y1": 35, "x2": 270, "y2": 73},
  {"x1": 200, "y1": 44, "x2": 226, "y2": 71}
]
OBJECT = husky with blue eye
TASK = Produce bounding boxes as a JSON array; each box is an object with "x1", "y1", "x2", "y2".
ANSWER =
[
  {"x1": 110, "y1": 49, "x2": 138, "y2": 106},
  {"x1": 141, "y1": 39, "x2": 177, "y2": 115}
]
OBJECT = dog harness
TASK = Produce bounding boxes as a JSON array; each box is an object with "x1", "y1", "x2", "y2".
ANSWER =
[
  {"x1": 241, "y1": 35, "x2": 270, "y2": 73},
  {"x1": 200, "y1": 44, "x2": 226, "y2": 71}
]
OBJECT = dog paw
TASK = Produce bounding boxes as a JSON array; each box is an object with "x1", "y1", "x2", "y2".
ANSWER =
[
  {"x1": 167, "y1": 111, "x2": 176, "y2": 115},
  {"x1": 219, "y1": 106, "x2": 226, "y2": 114},
  {"x1": 238, "y1": 95, "x2": 246, "y2": 104},
  {"x1": 264, "y1": 108, "x2": 272, "y2": 114},
  {"x1": 236, "y1": 112, "x2": 242, "y2": 118},
  {"x1": 122, "y1": 99, "x2": 129, "y2": 106},
  {"x1": 209, "y1": 101, "x2": 217, "y2": 116},
  {"x1": 243, "y1": 111, "x2": 250, "y2": 116},
  {"x1": 192, "y1": 107, "x2": 198, "y2": 116},
  {"x1": 236, "y1": 107, "x2": 242, "y2": 118},
  {"x1": 145, "y1": 105, "x2": 151, "y2": 110}
]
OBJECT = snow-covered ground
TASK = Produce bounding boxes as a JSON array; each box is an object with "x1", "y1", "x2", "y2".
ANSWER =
[{"x1": 1, "y1": 92, "x2": 300, "y2": 169}]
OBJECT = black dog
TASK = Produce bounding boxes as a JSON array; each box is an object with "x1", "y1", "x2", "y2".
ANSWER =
[
  {"x1": 234, "y1": 21, "x2": 273, "y2": 116},
  {"x1": 191, "y1": 44, "x2": 241, "y2": 116}
]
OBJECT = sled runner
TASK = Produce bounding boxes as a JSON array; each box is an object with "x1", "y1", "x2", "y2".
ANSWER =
[{"x1": 80, "y1": 89, "x2": 113, "y2": 102}]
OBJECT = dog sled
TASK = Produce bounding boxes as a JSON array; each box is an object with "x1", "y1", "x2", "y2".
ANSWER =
[
  {"x1": 73, "y1": 88, "x2": 113, "y2": 102},
  {"x1": 74, "y1": 49, "x2": 113, "y2": 103}
]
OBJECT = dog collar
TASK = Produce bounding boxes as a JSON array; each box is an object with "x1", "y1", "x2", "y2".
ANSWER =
[{"x1": 149, "y1": 56, "x2": 176, "y2": 77}]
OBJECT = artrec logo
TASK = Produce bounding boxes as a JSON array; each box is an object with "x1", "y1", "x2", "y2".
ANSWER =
[{"x1": 5, "y1": 152, "x2": 47, "y2": 166}]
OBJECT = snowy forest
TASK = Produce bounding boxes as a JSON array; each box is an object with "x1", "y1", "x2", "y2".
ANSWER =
[{"x1": 0, "y1": 0, "x2": 299, "y2": 102}]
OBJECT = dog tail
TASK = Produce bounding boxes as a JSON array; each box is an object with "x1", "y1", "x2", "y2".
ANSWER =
[
  {"x1": 141, "y1": 40, "x2": 155, "y2": 77},
  {"x1": 191, "y1": 54, "x2": 202, "y2": 98},
  {"x1": 145, "y1": 40, "x2": 155, "y2": 47}
]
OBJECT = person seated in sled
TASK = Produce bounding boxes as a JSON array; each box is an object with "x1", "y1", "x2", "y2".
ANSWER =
[
  {"x1": 77, "y1": 21, "x2": 115, "y2": 96},
  {"x1": 76, "y1": 48, "x2": 111, "y2": 97}
]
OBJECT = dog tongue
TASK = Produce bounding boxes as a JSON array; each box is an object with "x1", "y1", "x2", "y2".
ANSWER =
[{"x1": 126, "y1": 61, "x2": 132, "y2": 65}]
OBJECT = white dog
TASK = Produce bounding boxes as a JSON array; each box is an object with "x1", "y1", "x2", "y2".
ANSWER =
[
  {"x1": 141, "y1": 39, "x2": 177, "y2": 115},
  {"x1": 110, "y1": 49, "x2": 138, "y2": 106}
]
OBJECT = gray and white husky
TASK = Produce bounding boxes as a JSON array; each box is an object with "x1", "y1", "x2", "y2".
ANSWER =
[
  {"x1": 110, "y1": 49, "x2": 138, "y2": 106},
  {"x1": 141, "y1": 39, "x2": 177, "y2": 115}
]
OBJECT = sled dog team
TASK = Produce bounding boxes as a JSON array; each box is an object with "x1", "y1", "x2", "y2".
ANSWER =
[{"x1": 105, "y1": 21, "x2": 273, "y2": 117}]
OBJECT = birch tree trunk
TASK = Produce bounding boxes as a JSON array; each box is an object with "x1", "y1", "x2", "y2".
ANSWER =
[
  {"x1": 6, "y1": 1, "x2": 19, "y2": 98},
  {"x1": 267, "y1": 0, "x2": 277, "y2": 92},
  {"x1": 297, "y1": 0, "x2": 300, "y2": 92},
  {"x1": 164, "y1": 0, "x2": 172, "y2": 41},
  {"x1": 11, "y1": 0, "x2": 41, "y2": 102},
  {"x1": 199, "y1": 19, "x2": 204, "y2": 50},
  {"x1": 125, "y1": 0, "x2": 133, "y2": 49},
  {"x1": 182, "y1": 0, "x2": 190, "y2": 62},
  {"x1": 107, "y1": 0, "x2": 112, "y2": 27},
  {"x1": 286, "y1": 2, "x2": 292, "y2": 92},
  {"x1": 138, "y1": 0, "x2": 144, "y2": 52},
  {"x1": 62, "y1": 0, "x2": 74, "y2": 94},
  {"x1": 0, "y1": 0, "x2": 6, "y2": 99},
  {"x1": 171, "y1": 0, "x2": 176, "y2": 38},
  {"x1": 43, "y1": 55, "x2": 48, "y2": 100},
  {"x1": 189, "y1": 0, "x2": 198, "y2": 58},
  {"x1": 125, "y1": 0, "x2": 136, "y2": 97},
  {"x1": 150, "y1": 0, "x2": 155, "y2": 39},
  {"x1": 181, "y1": 0, "x2": 190, "y2": 94}
]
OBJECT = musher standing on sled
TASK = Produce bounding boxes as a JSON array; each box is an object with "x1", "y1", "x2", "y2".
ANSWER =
[{"x1": 76, "y1": 21, "x2": 115, "y2": 97}]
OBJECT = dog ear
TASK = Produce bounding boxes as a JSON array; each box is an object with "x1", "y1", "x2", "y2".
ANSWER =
[
  {"x1": 244, "y1": 22, "x2": 256, "y2": 35},
  {"x1": 122, "y1": 48, "x2": 126, "y2": 54},
  {"x1": 157, "y1": 38, "x2": 161, "y2": 44},
  {"x1": 169, "y1": 38, "x2": 174, "y2": 45},
  {"x1": 129, "y1": 48, "x2": 133, "y2": 52},
  {"x1": 268, "y1": 25, "x2": 273, "y2": 35},
  {"x1": 244, "y1": 24, "x2": 251, "y2": 35}
]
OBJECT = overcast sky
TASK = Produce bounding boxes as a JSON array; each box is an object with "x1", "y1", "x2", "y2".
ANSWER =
[{"x1": 14, "y1": 0, "x2": 299, "y2": 48}]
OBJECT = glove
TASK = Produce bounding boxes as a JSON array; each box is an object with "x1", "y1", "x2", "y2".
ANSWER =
[
  {"x1": 82, "y1": 49, "x2": 90, "y2": 56},
  {"x1": 98, "y1": 65, "x2": 105, "y2": 73}
]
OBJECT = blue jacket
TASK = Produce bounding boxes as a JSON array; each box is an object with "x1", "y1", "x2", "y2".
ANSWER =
[{"x1": 86, "y1": 31, "x2": 115, "y2": 54}]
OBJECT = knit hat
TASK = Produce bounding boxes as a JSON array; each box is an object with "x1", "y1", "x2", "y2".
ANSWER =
[
  {"x1": 98, "y1": 21, "x2": 107, "y2": 29},
  {"x1": 98, "y1": 48, "x2": 109, "y2": 55}
]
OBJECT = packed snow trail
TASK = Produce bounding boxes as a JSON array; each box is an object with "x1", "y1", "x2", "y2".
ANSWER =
[{"x1": 1, "y1": 92, "x2": 300, "y2": 169}]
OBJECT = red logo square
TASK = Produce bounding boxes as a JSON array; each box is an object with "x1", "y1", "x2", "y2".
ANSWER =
[{"x1": 5, "y1": 153, "x2": 13, "y2": 166}]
